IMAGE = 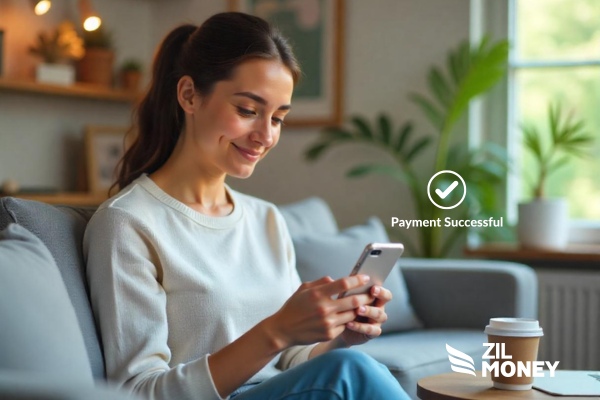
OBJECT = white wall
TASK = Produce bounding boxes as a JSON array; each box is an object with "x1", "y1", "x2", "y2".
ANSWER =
[
  {"x1": 151, "y1": 0, "x2": 224, "y2": 45},
  {"x1": 0, "y1": 0, "x2": 470, "y2": 253},
  {"x1": 229, "y1": 0, "x2": 470, "y2": 240}
]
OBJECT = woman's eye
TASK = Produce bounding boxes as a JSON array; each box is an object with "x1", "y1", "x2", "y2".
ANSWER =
[
  {"x1": 237, "y1": 107, "x2": 256, "y2": 117},
  {"x1": 272, "y1": 117, "x2": 284, "y2": 126}
]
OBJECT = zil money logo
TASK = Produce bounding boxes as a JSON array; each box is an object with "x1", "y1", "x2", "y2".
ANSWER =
[
  {"x1": 446, "y1": 343, "x2": 559, "y2": 378},
  {"x1": 446, "y1": 344, "x2": 476, "y2": 376}
]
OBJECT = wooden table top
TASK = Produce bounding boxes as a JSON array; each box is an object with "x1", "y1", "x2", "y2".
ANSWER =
[{"x1": 417, "y1": 372, "x2": 600, "y2": 400}]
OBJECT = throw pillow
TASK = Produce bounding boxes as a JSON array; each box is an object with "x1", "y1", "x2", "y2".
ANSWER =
[
  {"x1": 292, "y1": 217, "x2": 422, "y2": 333},
  {"x1": 279, "y1": 197, "x2": 339, "y2": 237},
  {"x1": 0, "y1": 224, "x2": 93, "y2": 382},
  {"x1": 0, "y1": 196, "x2": 104, "y2": 378}
]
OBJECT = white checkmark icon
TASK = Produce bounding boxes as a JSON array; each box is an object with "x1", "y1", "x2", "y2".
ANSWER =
[{"x1": 435, "y1": 181, "x2": 459, "y2": 199}]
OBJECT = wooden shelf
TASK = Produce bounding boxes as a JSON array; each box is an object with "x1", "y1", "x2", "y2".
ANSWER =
[
  {"x1": 10, "y1": 192, "x2": 108, "y2": 207},
  {"x1": 0, "y1": 77, "x2": 140, "y2": 103},
  {"x1": 465, "y1": 242, "x2": 600, "y2": 262}
]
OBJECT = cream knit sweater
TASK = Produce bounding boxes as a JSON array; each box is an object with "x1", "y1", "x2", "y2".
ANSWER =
[{"x1": 84, "y1": 174, "x2": 314, "y2": 400}]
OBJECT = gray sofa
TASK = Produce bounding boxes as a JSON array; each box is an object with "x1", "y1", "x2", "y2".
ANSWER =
[{"x1": 0, "y1": 196, "x2": 537, "y2": 399}]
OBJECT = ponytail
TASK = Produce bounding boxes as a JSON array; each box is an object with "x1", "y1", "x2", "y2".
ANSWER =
[{"x1": 115, "y1": 24, "x2": 196, "y2": 191}]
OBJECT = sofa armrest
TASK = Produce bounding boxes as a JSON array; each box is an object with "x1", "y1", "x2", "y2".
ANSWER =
[
  {"x1": 400, "y1": 258, "x2": 537, "y2": 329},
  {"x1": 0, "y1": 371, "x2": 142, "y2": 400}
]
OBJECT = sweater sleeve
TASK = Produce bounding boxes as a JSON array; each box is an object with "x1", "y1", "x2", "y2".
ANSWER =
[
  {"x1": 84, "y1": 208, "x2": 225, "y2": 400},
  {"x1": 272, "y1": 207, "x2": 319, "y2": 370}
]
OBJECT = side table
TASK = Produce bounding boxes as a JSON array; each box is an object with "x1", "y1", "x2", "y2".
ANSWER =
[{"x1": 417, "y1": 372, "x2": 600, "y2": 400}]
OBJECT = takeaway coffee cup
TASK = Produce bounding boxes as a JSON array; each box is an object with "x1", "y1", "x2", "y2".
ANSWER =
[{"x1": 484, "y1": 318, "x2": 544, "y2": 390}]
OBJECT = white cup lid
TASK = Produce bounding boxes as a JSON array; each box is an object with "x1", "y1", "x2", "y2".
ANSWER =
[{"x1": 484, "y1": 318, "x2": 543, "y2": 337}]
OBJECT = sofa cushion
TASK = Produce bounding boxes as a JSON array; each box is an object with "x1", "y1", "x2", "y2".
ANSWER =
[
  {"x1": 356, "y1": 329, "x2": 486, "y2": 399},
  {"x1": 279, "y1": 197, "x2": 339, "y2": 237},
  {"x1": 0, "y1": 197, "x2": 103, "y2": 378},
  {"x1": 291, "y1": 216, "x2": 422, "y2": 333},
  {"x1": 0, "y1": 371, "x2": 142, "y2": 399},
  {"x1": 0, "y1": 224, "x2": 93, "y2": 382}
]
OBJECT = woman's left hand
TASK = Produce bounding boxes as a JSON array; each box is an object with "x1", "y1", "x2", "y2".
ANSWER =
[{"x1": 338, "y1": 285, "x2": 393, "y2": 346}]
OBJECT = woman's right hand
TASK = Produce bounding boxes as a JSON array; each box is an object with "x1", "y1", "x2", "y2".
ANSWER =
[{"x1": 262, "y1": 275, "x2": 373, "y2": 350}]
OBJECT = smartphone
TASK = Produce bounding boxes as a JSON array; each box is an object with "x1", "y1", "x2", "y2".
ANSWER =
[{"x1": 339, "y1": 243, "x2": 404, "y2": 298}]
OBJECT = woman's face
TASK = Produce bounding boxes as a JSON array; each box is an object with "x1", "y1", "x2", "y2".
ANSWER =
[{"x1": 182, "y1": 58, "x2": 294, "y2": 179}]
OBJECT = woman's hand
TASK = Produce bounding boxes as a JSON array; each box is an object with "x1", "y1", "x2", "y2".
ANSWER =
[
  {"x1": 263, "y1": 275, "x2": 375, "y2": 350},
  {"x1": 338, "y1": 284, "x2": 393, "y2": 346}
]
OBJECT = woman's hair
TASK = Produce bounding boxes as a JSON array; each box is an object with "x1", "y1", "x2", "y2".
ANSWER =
[{"x1": 114, "y1": 12, "x2": 300, "y2": 191}]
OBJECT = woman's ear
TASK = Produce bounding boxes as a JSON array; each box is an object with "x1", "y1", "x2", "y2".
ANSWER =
[{"x1": 177, "y1": 75, "x2": 197, "y2": 114}]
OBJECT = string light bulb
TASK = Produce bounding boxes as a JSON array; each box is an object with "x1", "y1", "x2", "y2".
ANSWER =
[
  {"x1": 31, "y1": 0, "x2": 52, "y2": 16},
  {"x1": 79, "y1": 0, "x2": 102, "y2": 31}
]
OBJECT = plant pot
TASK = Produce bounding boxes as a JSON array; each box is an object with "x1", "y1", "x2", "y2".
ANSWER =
[
  {"x1": 77, "y1": 48, "x2": 115, "y2": 87},
  {"x1": 120, "y1": 70, "x2": 141, "y2": 92},
  {"x1": 517, "y1": 198, "x2": 569, "y2": 250},
  {"x1": 36, "y1": 63, "x2": 75, "y2": 85}
]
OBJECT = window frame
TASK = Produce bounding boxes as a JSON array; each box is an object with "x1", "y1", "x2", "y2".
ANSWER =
[{"x1": 471, "y1": 0, "x2": 600, "y2": 242}]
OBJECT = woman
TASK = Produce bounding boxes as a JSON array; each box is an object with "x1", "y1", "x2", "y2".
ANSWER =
[{"x1": 84, "y1": 12, "x2": 410, "y2": 400}]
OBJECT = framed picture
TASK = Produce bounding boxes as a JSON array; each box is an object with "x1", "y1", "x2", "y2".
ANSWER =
[
  {"x1": 0, "y1": 29, "x2": 4, "y2": 76},
  {"x1": 84, "y1": 125, "x2": 130, "y2": 194},
  {"x1": 228, "y1": 0, "x2": 345, "y2": 127}
]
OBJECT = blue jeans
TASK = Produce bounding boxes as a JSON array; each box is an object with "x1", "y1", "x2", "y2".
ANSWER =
[{"x1": 229, "y1": 349, "x2": 410, "y2": 400}]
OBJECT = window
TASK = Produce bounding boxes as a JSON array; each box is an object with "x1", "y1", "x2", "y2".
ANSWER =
[{"x1": 508, "y1": 0, "x2": 600, "y2": 222}]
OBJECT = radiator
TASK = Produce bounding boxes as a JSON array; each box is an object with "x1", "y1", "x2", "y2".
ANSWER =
[{"x1": 537, "y1": 270, "x2": 600, "y2": 370}]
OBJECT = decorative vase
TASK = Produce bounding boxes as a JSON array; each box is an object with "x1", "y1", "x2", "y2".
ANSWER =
[
  {"x1": 36, "y1": 63, "x2": 75, "y2": 85},
  {"x1": 77, "y1": 48, "x2": 115, "y2": 87},
  {"x1": 120, "y1": 70, "x2": 141, "y2": 92},
  {"x1": 517, "y1": 198, "x2": 569, "y2": 250}
]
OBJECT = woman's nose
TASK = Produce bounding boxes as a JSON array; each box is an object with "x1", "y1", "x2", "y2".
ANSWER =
[{"x1": 252, "y1": 118, "x2": 275, "y2": 147}]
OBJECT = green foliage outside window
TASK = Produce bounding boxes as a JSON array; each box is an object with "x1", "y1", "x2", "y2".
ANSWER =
[{"x1": 515, "y1": 0, "x2": 600, "y2": 219}]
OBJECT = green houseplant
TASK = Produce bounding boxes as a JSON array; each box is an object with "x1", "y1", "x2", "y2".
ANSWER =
[
  {"x1": 77, "y1": 26, "x2": 115, "y2": 87},
  {"x1": 120, "y1": 58, "x2": 143, "y2": 92},
  {"x1": 29, "y1": 21, "x2": 84, "y2": 85},
  {"x1": 306, "y1": 37, "x2": 509, "y2": 258},
  {"x1": 81, "y1": 26, "x2": 113, "y2": 49},
  {"x1": 121, "y1": 59, "x2": 142, "y2": 73},
  {"x1": 517, "y1": 102, "x2": 593, "y2": 249},
  {"x1": 29, "y1": 22, "x2": 84, "y2": 64}
]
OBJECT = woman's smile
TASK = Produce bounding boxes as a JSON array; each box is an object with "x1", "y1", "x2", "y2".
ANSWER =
[{"x1": 232, "y1": 143, "x2": 262, "y2": 162}]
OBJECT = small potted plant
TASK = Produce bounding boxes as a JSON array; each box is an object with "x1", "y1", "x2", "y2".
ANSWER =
[
  {"x1": 29, "y1": 21, "x2": 84, "y2": 85},
  {"x1": 120, "y1": 58, "x2": 142, "y2": 92},
  {"x1": 77, "y1": 26, "x2": 114, "y2": 87},
  {"x1": 518, "y1": 102, "x2": 593, "y2": 249}
]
